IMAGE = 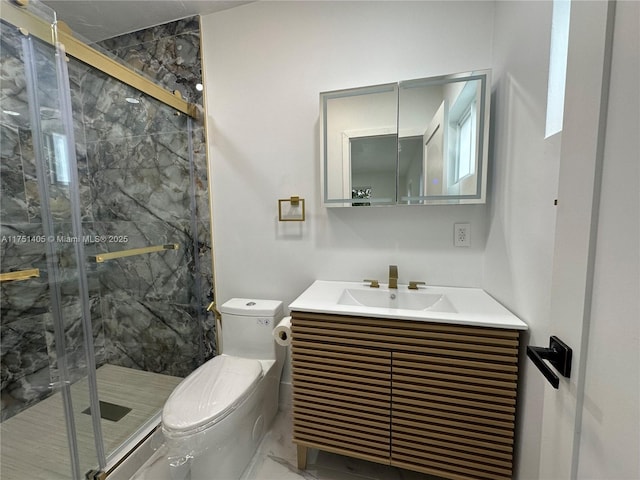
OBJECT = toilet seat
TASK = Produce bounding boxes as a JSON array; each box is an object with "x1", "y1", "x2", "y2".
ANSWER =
[{"x1": 162, "y1": 355, "x2": 262, "y2": 433}]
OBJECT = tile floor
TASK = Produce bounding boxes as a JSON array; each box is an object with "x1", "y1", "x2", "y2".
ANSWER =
[
  {"x1": 132, "y1": 408, "x2": 438, "y2": 480},
  {"x1": 242, "y1": 409, "x2": 438, "y2": 480},
  {"x1": 0, "y1": 365, "x2": 182, "y2": 480}
]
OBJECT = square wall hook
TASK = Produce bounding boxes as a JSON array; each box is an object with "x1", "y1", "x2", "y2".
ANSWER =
[{"x1": 278, "y1": 196, "x2": 305, "y2": 221}]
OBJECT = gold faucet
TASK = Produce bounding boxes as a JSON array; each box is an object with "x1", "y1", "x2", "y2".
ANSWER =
[{"x1": 388, "y1": 265, "x2": 398, "y2": 289}]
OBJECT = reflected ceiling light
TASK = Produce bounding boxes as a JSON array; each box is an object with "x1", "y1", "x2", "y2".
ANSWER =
[
  {"x1": 3, "y1": 110, "x2": 20, "y2": 116},
  {"x1": 125, "y1": 97, "x2": 140, "y2": 104},
  {"x1": 195, "y1": 83, "x2": 203, "y2": 92}
]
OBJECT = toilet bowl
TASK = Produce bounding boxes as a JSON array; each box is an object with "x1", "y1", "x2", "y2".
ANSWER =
[{"x1": 161, "y1": 298, "x2": 285, "y2": 480}]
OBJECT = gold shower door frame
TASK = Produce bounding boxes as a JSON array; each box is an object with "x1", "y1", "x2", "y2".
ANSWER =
[{"x1": 1, "y1": 0, "x2": 199, "y2": 119}]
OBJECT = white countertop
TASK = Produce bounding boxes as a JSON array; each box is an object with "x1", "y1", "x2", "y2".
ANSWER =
[{"x1": 289, "y1": 280, "x2": 528, "y2": 331}]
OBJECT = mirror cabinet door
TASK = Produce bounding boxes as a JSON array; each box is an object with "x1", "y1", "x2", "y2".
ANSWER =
[
  {"x1": 398, "y1": 71, "x2": 490, "y2": 205},
  {"x1": 321, "y1": 83, "x2": 398, "y2": 206}
]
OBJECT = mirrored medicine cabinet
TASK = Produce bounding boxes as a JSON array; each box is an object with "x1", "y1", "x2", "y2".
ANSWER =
[{"x1": 320, "y1": 70, "x2": 491, "y2": 207}]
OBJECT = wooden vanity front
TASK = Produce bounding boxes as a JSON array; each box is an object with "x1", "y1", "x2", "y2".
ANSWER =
[{"x1": 291, "y1": 311, "x2": 521, "y2": 480}]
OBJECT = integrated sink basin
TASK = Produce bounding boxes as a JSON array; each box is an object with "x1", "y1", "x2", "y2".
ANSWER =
[
  {"x1": 289, "y1": 280, "x2": 528, "y2": 329},
  {"x1": 338, "y1": 288, "x2": 456, "y2": 313}
]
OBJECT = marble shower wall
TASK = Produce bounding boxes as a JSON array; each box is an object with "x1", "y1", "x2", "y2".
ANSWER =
[
  {"x1": 97, "y1": 16, "x2": 203, "y2": 105},
  {"x1": 0, "y1": 17, "x2": 214, "y2": 421},
  {"x1": 94, "y1": 14, "x2": 215, "y2": 370}
]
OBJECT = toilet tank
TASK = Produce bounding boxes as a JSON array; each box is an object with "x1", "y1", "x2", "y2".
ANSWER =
[{"x1": 219, "y1": 298, "x2": 283, "y2": 360}]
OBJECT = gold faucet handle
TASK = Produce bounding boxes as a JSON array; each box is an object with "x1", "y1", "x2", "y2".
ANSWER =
[
  {"x1": 408, "y1": 281, "x2": 426, "y2": 290},
  {"x1": 363, "y1": 279, "x2": 380, "y2": 288}
]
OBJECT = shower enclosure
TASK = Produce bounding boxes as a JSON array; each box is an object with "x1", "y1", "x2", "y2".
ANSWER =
[{"x1": 1, "y1": 2, "x2": 214, "y2": 478}]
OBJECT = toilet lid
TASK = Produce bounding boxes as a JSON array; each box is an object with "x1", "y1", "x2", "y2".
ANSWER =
[{"x1": 162, "y1": 355, "x2": 262, "y2": 433}]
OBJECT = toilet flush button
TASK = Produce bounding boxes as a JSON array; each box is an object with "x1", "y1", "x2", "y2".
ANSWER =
[
  {"x1": 246, "y1": 301, "x2": 256, "y2": 306},
  {"x1": 257, "y1": 318, "x2": 271, "y2": 326}
]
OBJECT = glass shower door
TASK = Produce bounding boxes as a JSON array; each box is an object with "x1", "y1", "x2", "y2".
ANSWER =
[
  {"x1": 3, "y1": 2, "x2": 213, "y2": 477},
  {"x1": 71, "y1": 59, "x2": 205, "y2": 466},
  {"x1": 1, "y1": 9, "x2": 104, "y2": 479}
]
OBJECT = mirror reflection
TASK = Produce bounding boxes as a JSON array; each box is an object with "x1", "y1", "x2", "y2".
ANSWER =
[
  {"x1": 398, "y1": 72, "x2": 489, "y2": 204},
  {"x1": 321, "y1": 83, "x2": 398, "y2": 206},
  {"x1": 44, "y1": 132, "x2": 71, "y2": 185},
  {"x1": 321, "y1": 70, "x2": 490, "y2": 206}
]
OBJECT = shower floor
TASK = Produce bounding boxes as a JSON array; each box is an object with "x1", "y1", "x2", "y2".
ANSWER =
[{"x1": 0, "y1": 364, "x2": 183, "y2": 480}]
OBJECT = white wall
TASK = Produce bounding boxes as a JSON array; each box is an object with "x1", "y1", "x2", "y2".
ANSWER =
[
  {"x1": 201, "y1": 2, "x2": 638, "y2": 478},
  {"x1": 484, "y1": 1, "x2": 557, "y2": 479},
  {"x1": 201, "y1": 2, "x2": 552, "y2": 475},
  {"x1": 201, "y1": 1, "x2": 495, "y2": 310}
]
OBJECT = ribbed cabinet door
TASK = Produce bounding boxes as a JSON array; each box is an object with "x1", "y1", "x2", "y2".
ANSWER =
[
  {"x1": 390, "y1": 327, "x2": 520, "y2": 480},
  {"x1": 291, "y1": 315, "x2": 391, "y2": 465}
]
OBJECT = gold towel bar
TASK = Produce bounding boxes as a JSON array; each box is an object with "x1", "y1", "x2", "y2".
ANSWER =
[
  {"x1": 0, "y1": 268, "x2": 40, "y2": 283},
  {"x1": 91, "y1": 244, "x2": 179, "y2": 263}
]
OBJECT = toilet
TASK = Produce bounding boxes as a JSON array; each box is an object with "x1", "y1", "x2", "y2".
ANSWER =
[{"x1": 161, "y1": 298, "x2": 285, "y2": 480}]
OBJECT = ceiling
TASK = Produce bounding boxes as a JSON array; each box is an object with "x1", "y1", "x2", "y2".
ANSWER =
[{"x1": 39, "y1": 0, "x2": 253, "y2": 43}]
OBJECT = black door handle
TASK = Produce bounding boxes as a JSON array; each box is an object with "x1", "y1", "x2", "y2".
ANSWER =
[{"x1": 526, "y1": 336, "x2": 572, "y2": 389}]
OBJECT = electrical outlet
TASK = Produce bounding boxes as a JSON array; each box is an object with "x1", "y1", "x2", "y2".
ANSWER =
[{"x1": 454, "y1": 223, "x2": 471, "y2": 247}]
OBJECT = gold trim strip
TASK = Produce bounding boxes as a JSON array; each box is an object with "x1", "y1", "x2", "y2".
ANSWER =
[
  {"x1": 1, "y1": 1, "x2": 198, "y2": 118},
  {"x1": 91, "y1": 243, "x2": 179, "y2": 263},
  {"x1": 0, "y1": 268, "x2": 40, "y2": 282}
]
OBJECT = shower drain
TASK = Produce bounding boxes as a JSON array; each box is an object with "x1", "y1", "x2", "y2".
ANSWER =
[{"x1": 82, "y1": 400, "x2": 132, "y2": 422}]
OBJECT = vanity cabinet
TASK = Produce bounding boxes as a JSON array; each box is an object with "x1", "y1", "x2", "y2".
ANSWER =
[{"x1": 291, "y1": 311, "x2": 521, "y2": 480}]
